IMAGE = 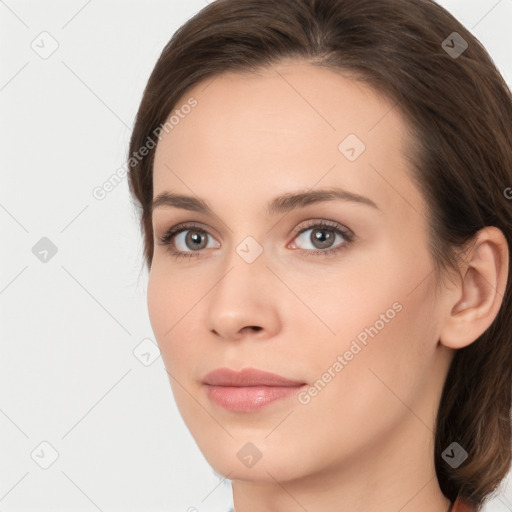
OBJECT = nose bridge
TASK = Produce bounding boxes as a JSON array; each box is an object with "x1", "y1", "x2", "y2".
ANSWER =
[
  {"x1": 205, "y1": 232, "x2": 279, "y2": 338},
  {"x1": 214, "y1": 232, "x2": 269, "y2": 303},
  {"x1": 217, "y1": 213, "x2": 270, "y2": 274}
]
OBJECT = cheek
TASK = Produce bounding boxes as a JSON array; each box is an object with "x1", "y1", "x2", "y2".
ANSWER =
[
  {"x1": 283, "y1": 282, "x2": 437, "y2": 465},
  {"x1": 147, "y1": 268, "x2": 171, "y2": 344},
  {"x1": 147, "y1": 265, "x2": 211, "y2": 377},
  {"x1": 321, "y1": 238, "x2": 436, "y2": 353},
  {"x1": 297, "y1": 246, "x2": 438, "y2": 409},
  {"x1": 147, "y1": 271, "x2": 213, "y2": 443},
  {"x1": 147, "y1": 267, "x2": 188, "y2": 364},
  {"x1": 147, "y1": 262, "x2": 198, "y2": 336}
]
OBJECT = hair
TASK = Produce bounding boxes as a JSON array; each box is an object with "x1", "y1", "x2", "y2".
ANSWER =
[{"x1": 127, "y1": 0, "x2": 512, "y2": 508}]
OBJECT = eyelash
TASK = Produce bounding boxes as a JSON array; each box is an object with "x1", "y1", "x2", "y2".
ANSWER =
[{"x1": 157, "y1": 219, "x2": 355, "y2": 260}]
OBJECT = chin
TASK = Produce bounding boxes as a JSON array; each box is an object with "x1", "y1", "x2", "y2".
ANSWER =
[{"x1": 196, "y1": 438, "x2": 310, "y2": 483}]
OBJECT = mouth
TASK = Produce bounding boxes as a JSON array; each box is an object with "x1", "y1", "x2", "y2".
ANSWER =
[{"x1": 201, "y1": 367, "x2": 307, "y2": 412}]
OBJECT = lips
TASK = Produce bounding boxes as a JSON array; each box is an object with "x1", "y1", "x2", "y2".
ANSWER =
[
  {"x1": 202, "y1": 367, "x2": 306, "y2": 412},
  {"x1": 202, "y1": 367, "x2": 305, "y2": 387}
]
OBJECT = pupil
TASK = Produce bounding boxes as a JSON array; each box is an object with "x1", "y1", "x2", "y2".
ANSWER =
[
  {"x1": 188, "y1": 231, "x2": 205, "y2": 249},
  {"x1": 314, "y1": 229, "x2": 333, "y2": 248}
]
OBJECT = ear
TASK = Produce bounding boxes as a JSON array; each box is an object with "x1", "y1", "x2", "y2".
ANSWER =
[{"x1": 439, "y1": 226, "x2": 509, "y2": 349}]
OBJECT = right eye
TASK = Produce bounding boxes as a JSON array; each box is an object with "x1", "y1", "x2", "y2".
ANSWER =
[{"x1": 158, "y1": 223, "x2": 220, "y2": 258}]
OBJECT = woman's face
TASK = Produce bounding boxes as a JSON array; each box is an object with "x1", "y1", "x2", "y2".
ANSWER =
[{"x1": 148, "y1": 60, "x2": 455, "y2": 482}]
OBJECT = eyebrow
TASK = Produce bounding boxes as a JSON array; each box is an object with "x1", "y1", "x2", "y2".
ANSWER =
[{"x1": 151, "y1": 187, "x2": 380, "y2": 216}]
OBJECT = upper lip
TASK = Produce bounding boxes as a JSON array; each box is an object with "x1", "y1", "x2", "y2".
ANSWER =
[{"x1": 202, "y1": 367, "x2": 305, "y2": 387}]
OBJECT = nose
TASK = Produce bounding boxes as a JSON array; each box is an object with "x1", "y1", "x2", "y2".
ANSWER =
[{"x1": 205, "y1": 249, "x2": 281, "y2": 342}]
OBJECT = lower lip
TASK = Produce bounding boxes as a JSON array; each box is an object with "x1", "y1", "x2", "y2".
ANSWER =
[{"x1": 203, "y1": 384, "x2": 305, "y2": 412}]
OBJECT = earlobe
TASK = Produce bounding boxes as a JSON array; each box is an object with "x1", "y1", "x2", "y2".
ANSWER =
[{"x1": 439, "y1": 226, "x2": 509, "y2": 350}]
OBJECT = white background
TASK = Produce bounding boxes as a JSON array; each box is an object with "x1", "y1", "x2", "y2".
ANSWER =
[{"x1": 1, "y1": 1, "x2": 511, "y2": 510}]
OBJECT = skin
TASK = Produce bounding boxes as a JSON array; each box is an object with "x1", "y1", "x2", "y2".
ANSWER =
[{"x1": 147, "y1": 59, "x2": 509, "y2": 512}]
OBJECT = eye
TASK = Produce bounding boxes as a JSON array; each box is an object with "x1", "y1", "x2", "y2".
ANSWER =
[
  {"x1": 157, "y1": 222, "x2": 220, "y2": 259},
  {"x1": 289, "y1": 219, "x2": 354, "y2": 257}
]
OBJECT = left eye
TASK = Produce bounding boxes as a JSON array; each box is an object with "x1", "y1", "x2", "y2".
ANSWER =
[{"x1": 291, "y1": 224, "x2": 349, "y2": 252}]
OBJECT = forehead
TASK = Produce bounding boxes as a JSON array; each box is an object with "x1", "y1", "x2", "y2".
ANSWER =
[{"x1": 152, "y1": 60, "x2": 423, "y2": 220}]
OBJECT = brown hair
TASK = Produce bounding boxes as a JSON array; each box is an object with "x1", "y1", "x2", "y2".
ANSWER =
[{"x1": 127, "y1": 0, "x2": 512, "y2": 508}]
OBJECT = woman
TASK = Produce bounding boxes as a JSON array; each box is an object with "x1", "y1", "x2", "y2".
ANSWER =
[{"x1": 127, "y1": 0, "x2": 512, "y2": 510}]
